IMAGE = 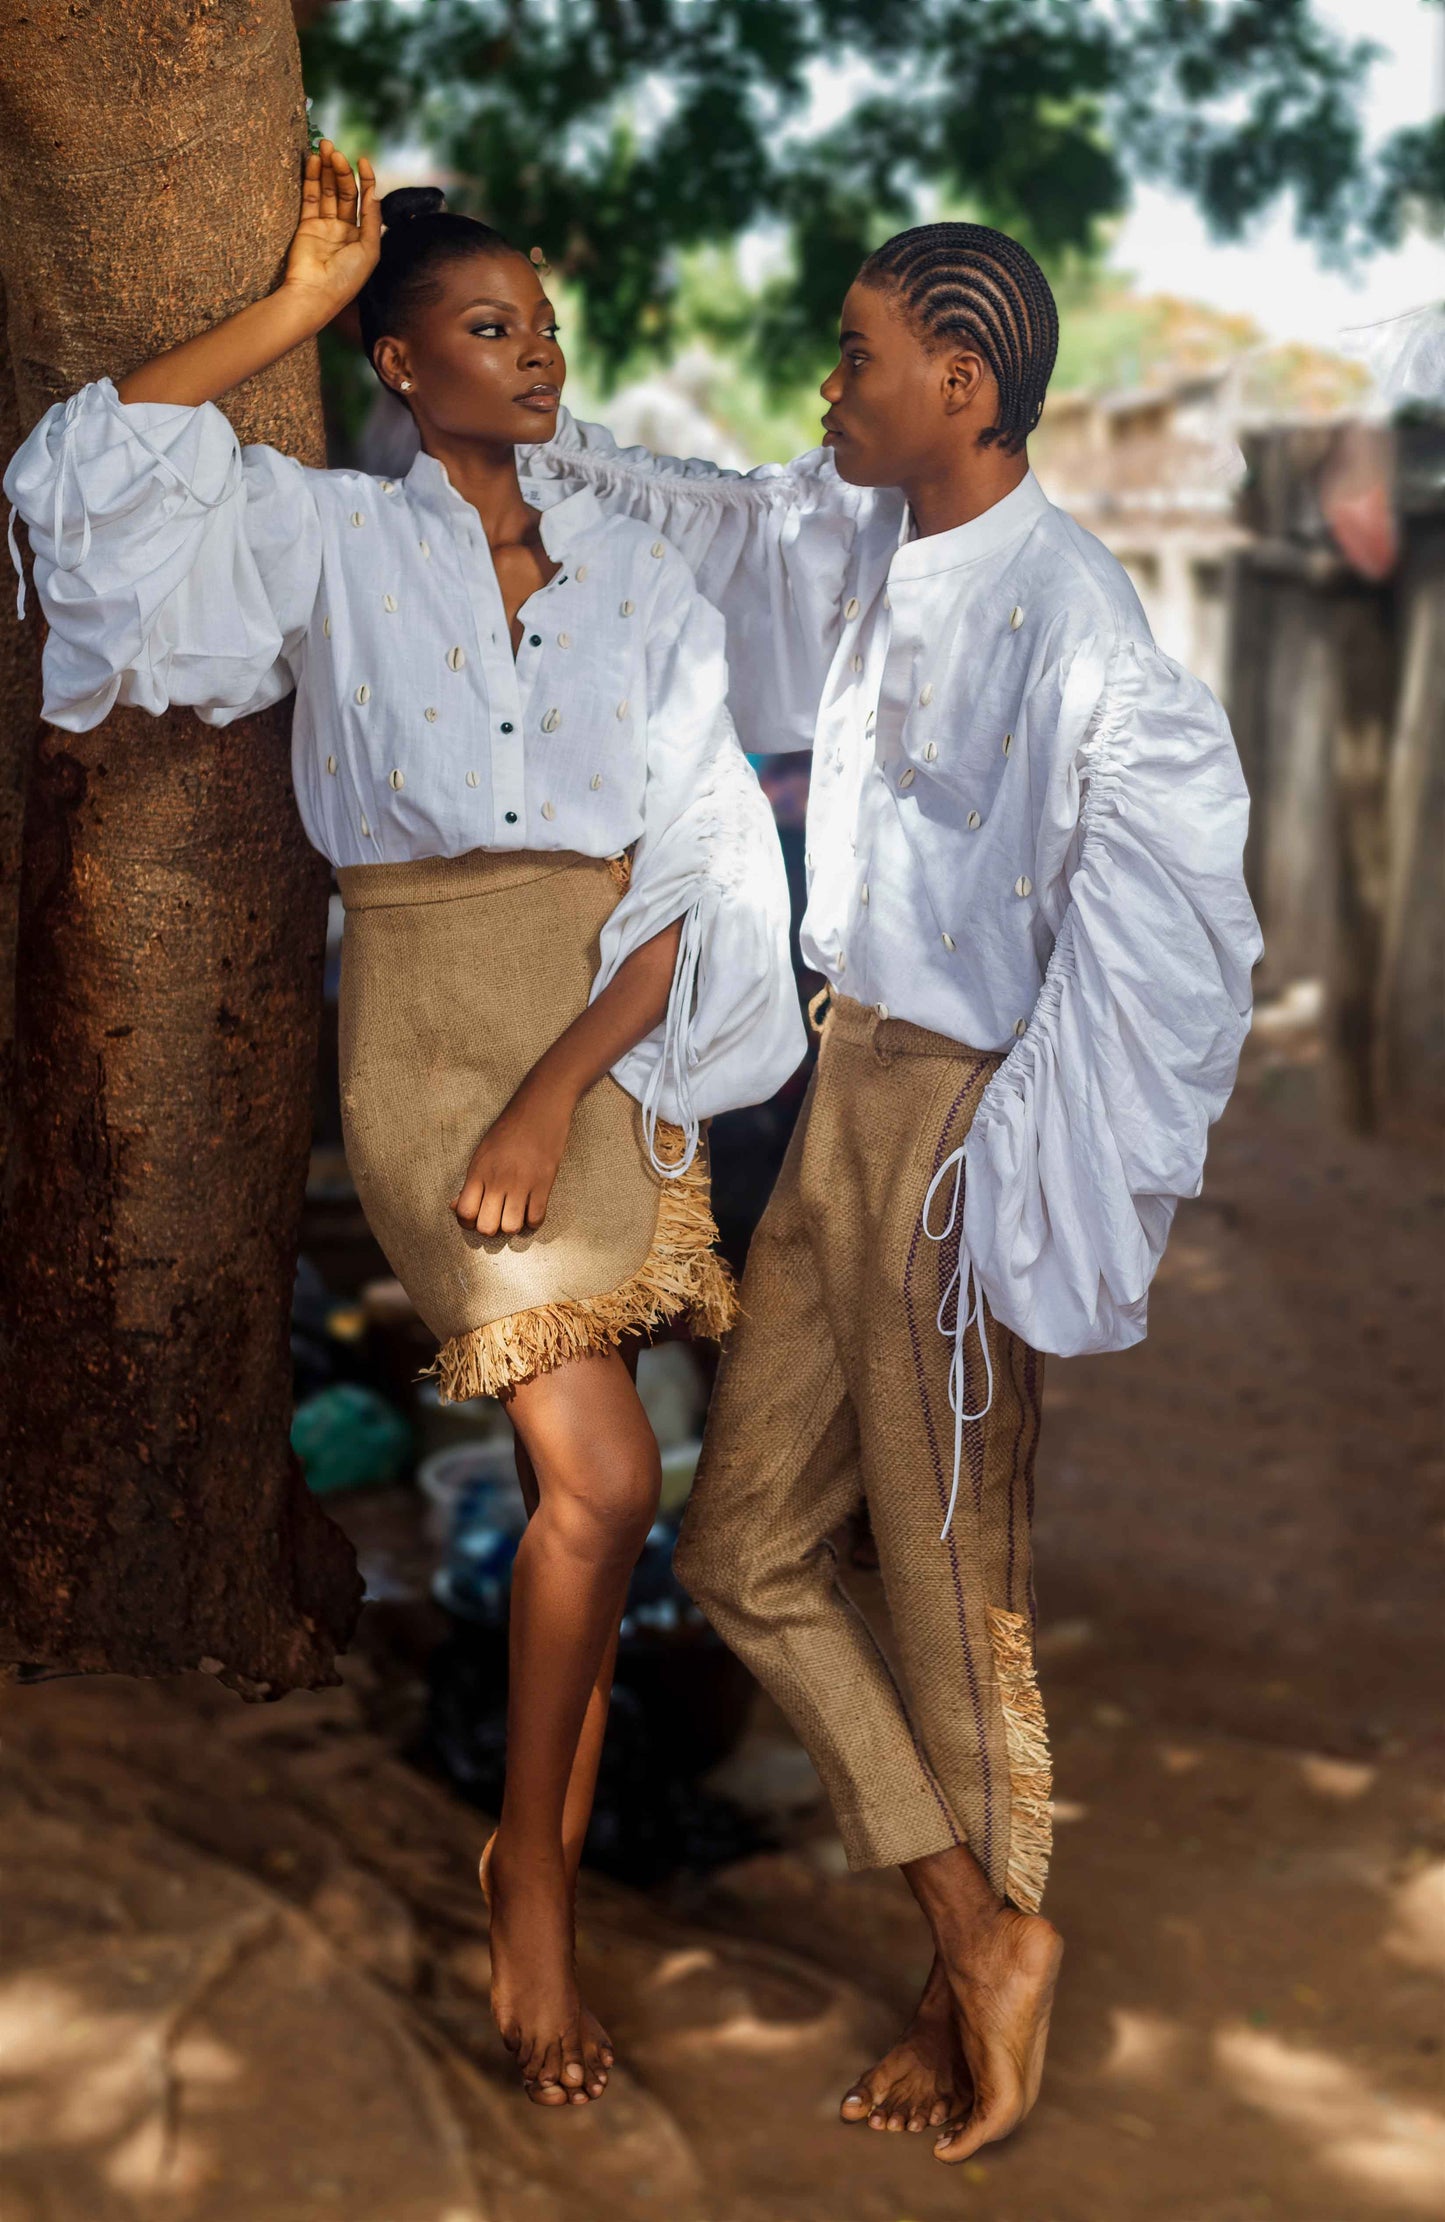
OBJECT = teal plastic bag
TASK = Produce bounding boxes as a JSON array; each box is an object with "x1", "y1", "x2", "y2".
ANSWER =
[{"x1": 291, "y1": 1383, "x2": 413, "y2": 1496}]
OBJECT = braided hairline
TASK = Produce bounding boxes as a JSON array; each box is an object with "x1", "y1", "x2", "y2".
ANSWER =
[{"x1": 860, "y1": 223, "x2": 1059, "y2": 454}]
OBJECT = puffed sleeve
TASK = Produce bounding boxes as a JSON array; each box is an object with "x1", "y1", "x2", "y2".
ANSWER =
[
  {"x1": 591, "y1": 551, "x2": 806, "y2": 1173},
  {"x1": 4, "y1": 376, "x2": 322, "y2": 730},
  {"x1": 521, "y1": 410, "x2": 873, "y2": 753},
  {"x1": 961, "y1": 636, "x2": 1262, "y2": 1356}
]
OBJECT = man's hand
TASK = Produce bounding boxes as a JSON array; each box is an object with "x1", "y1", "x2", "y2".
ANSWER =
[{"x1": 452, "y1": 1072, "x2": 576, "y2": 1238}]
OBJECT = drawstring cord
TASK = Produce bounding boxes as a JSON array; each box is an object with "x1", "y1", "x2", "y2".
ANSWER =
[
  {"x1": 7, "y1": 503, "x2": 24, "y2": 620},
  {"x1": 9, "y1": 381, "x2": 242, "y2": 623},
  {"x1": 921, "y1": 1143, "x2": 995, "y2": 1540},
  {"x1": 641, "y1": 900, "x2": 704, "y2": 1178}
]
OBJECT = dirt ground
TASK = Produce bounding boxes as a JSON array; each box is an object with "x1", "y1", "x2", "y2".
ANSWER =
[{"x1": 2, "y1": 1021, "x2": 1442, "y2": 2222}]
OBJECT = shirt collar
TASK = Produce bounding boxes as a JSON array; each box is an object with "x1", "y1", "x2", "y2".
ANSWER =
[
  {"x1": 889, "y1": 468, "x2": 1051, "y2": 584},
  {"x1": 403, "y1": 450, "x2": 603, "y2": 553}
]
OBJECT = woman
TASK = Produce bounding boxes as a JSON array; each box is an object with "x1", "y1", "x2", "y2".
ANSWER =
[{"x1": 5, "y1": 146, "x2": 803, "y2": 2108}]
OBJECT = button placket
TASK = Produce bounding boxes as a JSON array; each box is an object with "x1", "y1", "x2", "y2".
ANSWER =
[{"x1": 453, "y1": 514, "x2": 525, "y2": 839}]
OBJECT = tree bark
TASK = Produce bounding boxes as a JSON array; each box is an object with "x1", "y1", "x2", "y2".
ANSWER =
[
  {"x1": 0, "y1": 0, "x2": 360, "y2": 1694},
  {"x1": 0, "y1": 283, "x2": 39, "y2": 1186}
]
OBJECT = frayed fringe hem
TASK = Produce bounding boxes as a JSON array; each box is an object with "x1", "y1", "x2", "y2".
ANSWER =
[
  {"x1": 986, "y1": 1603, "x2": 1054, "y2": 1914},
  {"x1": 425, "y1": 1132, "x2": 737, "y2": 1402}
]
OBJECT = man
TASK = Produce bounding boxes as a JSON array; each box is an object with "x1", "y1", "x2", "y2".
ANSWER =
[{"x1": 521, "y1": 222, "x2": 1260, "y2": 2162}]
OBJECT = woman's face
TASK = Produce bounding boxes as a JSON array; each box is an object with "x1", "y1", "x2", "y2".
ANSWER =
[{"x1": 373, "y1": 250, "x2": 566, "y2": 447}]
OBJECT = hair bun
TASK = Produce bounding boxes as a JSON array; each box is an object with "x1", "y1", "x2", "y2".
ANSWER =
[{"x1": 381, "y1": 185, "x2": 447, "y2": 230}]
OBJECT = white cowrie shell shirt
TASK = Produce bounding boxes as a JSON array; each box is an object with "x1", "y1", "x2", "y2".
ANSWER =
[
  {"x1": 521, "y1": 413, "x2": 1261, "y2": 1363},
  {"x1": 5, "y1": 380, "x2": 805, "y2": 1166}
]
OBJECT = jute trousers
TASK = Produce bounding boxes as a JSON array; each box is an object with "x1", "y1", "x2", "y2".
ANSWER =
[{"x1": 676, "y1": 995, "x2": 1051, "y2": 1910}]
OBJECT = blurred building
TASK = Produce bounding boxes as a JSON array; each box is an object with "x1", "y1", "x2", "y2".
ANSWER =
[{"x1": 1030, "y1": 345, "x2": 1370, "y2": 698}]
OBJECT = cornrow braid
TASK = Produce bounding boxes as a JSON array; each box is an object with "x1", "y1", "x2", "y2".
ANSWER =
[{"x1": 858, "y1": 223, "x2": 1059, "y2": 454}]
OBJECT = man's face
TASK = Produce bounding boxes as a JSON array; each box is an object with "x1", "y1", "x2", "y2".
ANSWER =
[{"x1": 819, "y1": 280, "x2": 997, "y2": 488}]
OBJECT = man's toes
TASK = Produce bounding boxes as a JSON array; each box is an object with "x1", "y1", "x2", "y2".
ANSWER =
[
  {"x1": 934, "y1": 2098, "x2": 1016, "y2": 2164},
  {"x1": 906, "y1": 2109, "x2": 929, "y2": 2132},
  {"x1": 840, "y1": 2085, "x2": 874, "y2": 2123},
  {"x1": 560, "y1": 2053, "x2": 586, "y2": 2090},
  {"x1": 928, "y1": 2098, "x2": 953, "y2": 2128},
  {"x1": 888, "y1": 2106, "x2": 910, "y2": 2131}
]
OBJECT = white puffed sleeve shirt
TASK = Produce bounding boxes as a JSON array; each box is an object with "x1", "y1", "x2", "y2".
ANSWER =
[
  {"x1": 4, "y1": 380, "x2": 804, "y2": 1166},
  {"x1": 521, "y1": 412, "x2": 1263, "y2": 1367}
]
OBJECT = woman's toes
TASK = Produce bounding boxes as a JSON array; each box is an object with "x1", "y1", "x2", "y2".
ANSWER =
[
  {"x1": 840, "y1": 2086, "x2": 872, "y2": 2121},
  {"x1": 583, "y1": 2042, "x2": 610, "y2": 2097},
  {"x1": 887, "y1": 2107, "x2": 907, "y2": 2131}
]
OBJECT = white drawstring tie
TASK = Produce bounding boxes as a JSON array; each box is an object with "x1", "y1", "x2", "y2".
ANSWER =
[
  {"x1": 641, "y1": 901, "x2": 704, "y2": 1178},
  {"x1": 7, "y1": 503, "x2": 24, "y2": 619},
  {"x1": 922, "y1": 1143, "x2": 994, "y2": 1540}
]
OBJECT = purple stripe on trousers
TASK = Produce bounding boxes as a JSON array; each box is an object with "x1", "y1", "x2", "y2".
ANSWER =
[{"x1": 901, "y1": 1055, "x2": 997, "y2": 1875}]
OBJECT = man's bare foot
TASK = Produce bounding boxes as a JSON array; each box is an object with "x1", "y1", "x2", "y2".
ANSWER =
[
  {"x1": 480, "y1": 1833, "x2": 613, "y2": 2104},
  {"x1": 932, "y1": 1904, "x2": 1062, "y2": 2162},
  {"x1": 902, "y1": 1844, "x2": 1062, "y2": 2164},
  {"x1": 839, "y1": 1955, "x2": 966, "y2": 2132}
]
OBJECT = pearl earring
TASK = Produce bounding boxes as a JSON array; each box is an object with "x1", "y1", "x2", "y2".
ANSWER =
[{"x1": 399, "y1": 378, "x2": 414, "y2": 393}]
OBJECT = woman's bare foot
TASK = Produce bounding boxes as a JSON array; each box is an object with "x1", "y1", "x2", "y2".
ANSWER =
[
  {"x1": 480, "y1": 1833, "x2": 613, "y2": 2104},
  {"x1": 839, "y1": 1955, "x2": 966, "y2": 2131}
]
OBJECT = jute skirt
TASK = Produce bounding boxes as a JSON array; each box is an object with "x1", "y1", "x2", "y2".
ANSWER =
[{"x1": 336, "y1": 847, "x2": 736, "y2": 1401}]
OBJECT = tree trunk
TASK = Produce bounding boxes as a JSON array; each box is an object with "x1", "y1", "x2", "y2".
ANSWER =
[
  {"x1": 0, "y1": 0, "x2": 360, "y2": 1695},
  {"x1": 0, "y1": 283, "x2": 39, "y2": 1185}
]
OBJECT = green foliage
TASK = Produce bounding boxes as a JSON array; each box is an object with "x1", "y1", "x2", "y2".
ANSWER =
[{"x1": 302, "y1": 0, "x2": 1442, "y2": 379}]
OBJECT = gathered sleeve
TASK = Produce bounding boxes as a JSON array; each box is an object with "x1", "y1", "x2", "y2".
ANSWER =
[
  {"x1": 592, "y1": 551, "x2": 806, "y2": 1173},
  {"x1": 962, "y1": 636, "x2": 1262, "y2": 1357},
  {"x1": 521, "y1": 410, "x2": 869, "y2": 753},
  {"x1": 4, "y1": 377, "x2": 322, "y2": 731}
]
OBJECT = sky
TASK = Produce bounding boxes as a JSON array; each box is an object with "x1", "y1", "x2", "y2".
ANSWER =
[{"x1": 1108, "y1": 0, "x2": 1443, "y2": 347}]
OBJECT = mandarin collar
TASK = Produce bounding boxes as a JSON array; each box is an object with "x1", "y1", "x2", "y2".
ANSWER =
[
  {"x1": 889, "y1": 468, "x2": 1050, "y2": 584},
  {"x1": 403, "y1": 449, "x2": 603, "y2": 552}
]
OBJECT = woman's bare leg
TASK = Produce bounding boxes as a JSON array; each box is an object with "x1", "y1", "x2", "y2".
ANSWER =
[
  {"x1": 506, "y1": 1339, "x2": 640, "y2": 1889},
  {"x1": 484, "y1": 1345, "x2": 659, "y2": 2107}
]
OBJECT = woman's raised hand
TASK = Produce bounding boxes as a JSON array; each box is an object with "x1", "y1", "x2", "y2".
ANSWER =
[{"x1": 283, "y1": 141, "x2": 380, "y2": 312}]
